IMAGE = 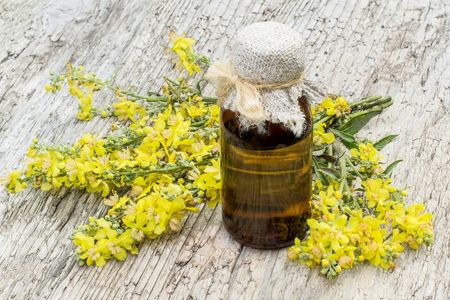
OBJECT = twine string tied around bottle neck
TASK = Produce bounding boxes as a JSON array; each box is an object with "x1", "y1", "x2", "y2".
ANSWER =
[{"x1": 205, "y1": 60, "x2": 304, "y2": 121}]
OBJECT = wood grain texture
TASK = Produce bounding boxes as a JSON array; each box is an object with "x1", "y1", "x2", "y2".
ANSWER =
[{"x1": 0, "y1": 0, "x2": 449, "y2": 299}]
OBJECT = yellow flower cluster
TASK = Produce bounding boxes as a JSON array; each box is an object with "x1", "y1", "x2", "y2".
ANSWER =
[
  {"x1": 73, "y1": 179, "x2": 199, "y2": 266},
  {"x1": 73, "y1": 217, "x2": 138, "y2": 267},
  {"x1": 313, "y1": 122, "x2": 335, "y2": 146},
  {"x1": 288, "y1": 180, "x2": 434, "y2": 278},
  {"x1": 67, "y1": 64, "x2": 103, "y2": 120},
  {"x1": 71, "y1": 95, "x2": 221, "y2": 265},
  {"x1": 0, "y1": 171, "x2": 28, "y2": 193},
  {"x1": 169, "y1": 32, "x2": 202, "y2": 75},
  {"x1": 289, "y1": 94, "x2": 434, "y2": 278},
  {"x1": 351, "y1": 142, "x2": 384, "y2": 174},
  {"x1": 193, "y1": 159, "x2": 221, "y2": 208},
  {"x1": 315, "y1": 96, "x2": 351, "y2": 117},
  {"x1": 363, "y1": 178, "x2": 395, "y2": 208},
  {"x1": 113, "y1": 99, "x2": 147, "y2": 123},
  {"x1": 312, "y1": 95, "x2": 351, "y2": 147},
  {"x1": 45, "y1": 64, "x2": 104, "y2": 120},
  {"x1": 350, "y1": 143, "x2": 380, "y2": 163},
  {"x1": 5, "y1": 63, "x2": 221, "y2": 265}
]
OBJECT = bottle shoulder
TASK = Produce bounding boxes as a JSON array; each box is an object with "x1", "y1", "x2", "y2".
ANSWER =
[{"x1": 221, "y1": 96, "x2": 312, "y2": 150}]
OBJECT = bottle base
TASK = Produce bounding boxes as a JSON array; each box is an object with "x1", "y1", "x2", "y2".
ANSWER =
[{"x1": 222, "y1": 212, "x2": 308, "y2": 250}]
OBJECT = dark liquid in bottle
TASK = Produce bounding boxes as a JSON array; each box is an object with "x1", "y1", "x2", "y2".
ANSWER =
[{"x1": 221, "y1": 96, "x2": 312, "y2": 249}]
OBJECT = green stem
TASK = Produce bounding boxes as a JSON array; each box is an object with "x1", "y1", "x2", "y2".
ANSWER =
[
  {"x1": 191, "y1": 120, "x2": 207, "y2": 127},
  {"x1": 106, "y1": 164, "x2": 193, "y2": 179},
  {"x1": 352, "y1": 96, "x2": 392, "y2": 111},
  {"x1": 313, "y1": 115, "x2": 332, "y2": 126},
  {"x1": 71, "y1": 71, "x2": 219, "y2": 105},
  {"x1": 201, "y1": 96, "x2": 218, "y2": 103},
  {"x1": 313, "y1": 96, "x2": 392, "y2": 127},
  {"x1": 327, "y1": 145, "x2": 333, "y2": 168},
  {"x1": 345, "y1": 157, "x2": 364, "y2": 179},
  {"x1": 345, "y1": 99, "x2": 393, "y2": 120},
  {"x1": 349, "y1": 95, "x2": 382, "y2": 108},
  {"x1": 121, "y1": 91, "x2": 168, "y2": 102}
]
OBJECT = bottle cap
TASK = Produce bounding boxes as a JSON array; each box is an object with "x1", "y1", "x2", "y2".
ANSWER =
[
  {"x1": 207, "y1": 21, "x2": 317, "y2": 137},
  {"x1": 232, "y1": 21, "x2": 304, "y2": 85}
]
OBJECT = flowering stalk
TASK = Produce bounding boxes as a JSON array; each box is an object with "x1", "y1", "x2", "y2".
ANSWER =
[{"x1": 289, "y1": 96, "x2": 433, "y2": 278}]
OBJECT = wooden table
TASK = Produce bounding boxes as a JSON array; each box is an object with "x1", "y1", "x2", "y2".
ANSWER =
[{"x1": 1, "y1": 0, "x2": 449, "y2": 299}]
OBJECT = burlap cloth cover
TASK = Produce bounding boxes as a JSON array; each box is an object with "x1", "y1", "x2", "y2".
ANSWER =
[{"x1": 206, "y1": 21, "x2": 322, "y2": 137}]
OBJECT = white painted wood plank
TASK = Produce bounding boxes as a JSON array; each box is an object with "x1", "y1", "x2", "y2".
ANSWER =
[{"x1": 0, "y1": 0, "x2": 449, "y2": 299}]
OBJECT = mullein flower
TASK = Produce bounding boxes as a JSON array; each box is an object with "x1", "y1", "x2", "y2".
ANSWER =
[
  {"x1": 362, "y1": 178, "x2": 395, "y2": 208},
  {"x1": 350, "y1": 143, "x2": 382, "y2": 163},
  {"x1": 315, "y1": 96, "x2": 351, "y2": 117},
  {"x1": 169, "y1": 32, "x2": 202, "y2": 76},
  {"x1": 313, "y1": 122, "x2": 335, "y2": 145},
  {"x1": 0, "y1": 171, "x2": 27, "y2": 193}
]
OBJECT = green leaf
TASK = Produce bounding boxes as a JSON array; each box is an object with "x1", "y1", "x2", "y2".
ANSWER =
[
  {"x1": 313, "y1": 148, "x2": 326, "y2": 156},
  {"x1": 339, "y1": 110, "x2": 381, "y2": 135},
  {"x1": 373, "y1": 134, "x2": 397, "y2": 150},
  {"x1": 316, "y1": 154, "x2": 338, "y2": 163},
  {"x1": 330, "y1": 129, "x2": 358, "y2": 149},
  {"x1": 383, "y1": 160, "x2": 402, "y2": 176},
  {"x1": 318, "y1": 168, "x2": 340, "y2": 180}
]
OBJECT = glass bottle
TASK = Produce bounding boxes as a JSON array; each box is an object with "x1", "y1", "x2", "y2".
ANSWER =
[{"x1": 221, "y1": 95, "x2": 312, "y2": 249}]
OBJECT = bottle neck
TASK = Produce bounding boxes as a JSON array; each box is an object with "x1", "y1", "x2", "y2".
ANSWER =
[{"x1": 221, "y1": 96, "x2": 312, "y2": 150}]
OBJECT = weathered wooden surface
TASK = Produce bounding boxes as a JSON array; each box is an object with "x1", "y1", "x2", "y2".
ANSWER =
[{"x1": 0, "y1": 0, "x2": 449, "y2": 299}]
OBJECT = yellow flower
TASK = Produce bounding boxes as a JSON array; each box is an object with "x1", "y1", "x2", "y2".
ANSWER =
[
  {"x1": 350, "y1": 143, "x2": 382, "y2": 164},
  {"x1": 335, "y1": 96, "x2": 351, "y2": 116},
  {"x1": 316, "y1": 185, "x2": 341, "y2": 207},
  {"x1": 169, "y1": 32, "x2": 201, "y2": 76},
  {"x1": 362, "y1": 178, "x2": 393, "y2": 208},
  {"x1": 0, "y1": 171, "x2": 27, "y2": 193},
  {"x1": 94, "y1": 218, "x2": 133, "y2": 261},
  {"x1": 73, "y1": 216, "x2": 141, "y2": 267},
  {"x1": 193, "y1": 159, "x2": 221, "y2": 207},
  {"x1": 73, "y1": 233, "x2": 106, "y2": 267},
  {"x1": 391, "y1": 203, "x2": 434, "y2": 249},
  {"x1": 67, "y1": 79, "x2": 95, "y2": 121},
  {"x1": 313, "y1": 123, "x2": 335, "y2": 146},
  {"x1": 75, "y1": 134, "x2": 106, "y2": 157},
  {"x1": 113, "y1": 99, "x2": 147, "y2": 123},
  {"x1": 319, "y1": 97, "x2": 336, "y2": 116},
  {"x1": 44, "y1": 83, "x2": 57, "y2": 93},
  {"x1": 181, "y1": 100, "x2": 207, "y2": 118},
  {"x1": 315, "y1": 96, "x2": 351, "y2": 117},
  {"x1": 122, "y1": 187, "x2": 192, "y2": 240}
]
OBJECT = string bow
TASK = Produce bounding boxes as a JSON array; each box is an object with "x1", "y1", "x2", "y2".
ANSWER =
[{"x1": 205, "y1": 60, "x2": 304, "y2": 122}]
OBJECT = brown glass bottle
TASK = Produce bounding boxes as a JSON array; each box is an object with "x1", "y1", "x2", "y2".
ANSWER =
[{"x1": 221, "y1": 96, "x2": 312, "y2": 249}]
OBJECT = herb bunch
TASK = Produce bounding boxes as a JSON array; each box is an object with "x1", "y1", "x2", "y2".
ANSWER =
[
  {"x1": 288, "y1": 95, "x2": 433, "y2": 277},
  {"x1": 1, "y1": 34, "x2": 433, "y2": 276}
]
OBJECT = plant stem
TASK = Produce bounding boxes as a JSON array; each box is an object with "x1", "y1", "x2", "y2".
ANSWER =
[
  {"x1": 345, "y1": 98, "x2": 393, "y2": 120},
  {"x1": 349, "y1": 95, "x2": 382, "y2": 108},
  {"x1": 107, "y1": 164, "x2": 193, "y2": 179},
  {"x1": 345, "y1": 157, "x2": 364, "y2": 179},
  {"x1": 352, "y1": 96, "x2": 392, "y2": 111},
  {"x1": 121, "y1": 91, "x2": 168, "y2": 102}
]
